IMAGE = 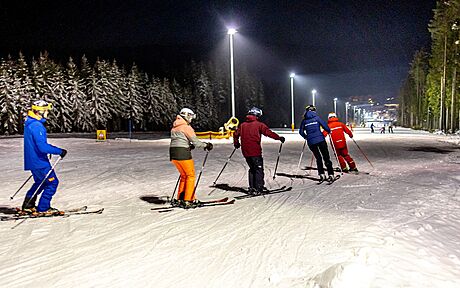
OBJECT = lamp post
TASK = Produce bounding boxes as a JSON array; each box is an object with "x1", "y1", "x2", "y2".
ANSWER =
[
  {"x1": 333, "y1": 98, "x2": 338, "y2": 114},
  {"x1": 228, "y1": 28, "x2": 237, "y2": 117},
  {"x1": 290, "y1": 73, "x2": 295, "y2": 131},
  {"x1": 345, "y1": 102, "x2": 349, "y2": 124},
  {"x1": 312, "y1": 89, "x2": 317, "y2": 106},
  {"x1": 451, "y1": 22, "x2": 459, "y2": 132}
]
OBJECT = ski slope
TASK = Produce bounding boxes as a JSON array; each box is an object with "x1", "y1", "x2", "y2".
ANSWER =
[{"x1": 0, "y1": 128, "x2": 459, "y2": 288}]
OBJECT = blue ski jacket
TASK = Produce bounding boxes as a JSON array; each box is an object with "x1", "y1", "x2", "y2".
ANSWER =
[
  {"x1": 24, "y1": 112, "x2": 62, "y2": 171},
  {"x1": 299, "y1": 110, "x2": 331, "y2": 146}
]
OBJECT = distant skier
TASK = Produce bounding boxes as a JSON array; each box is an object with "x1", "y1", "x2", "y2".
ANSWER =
[
  {"x1": 380, "y1": 125, "x2": 386, "y2": 134},
  {"x1": 322, "y1": 112, "x2": 358, "y2": 173},
  {"x1": 170, "y1": 108, "x2": 213, "y2": 208},
  {"x1": 299, "y1": 105, "x2": 335, "y2": 181},
  {"x1": 233, "y1": 107, "x2": 285, "y2": 195},
  {"x1": 370, "y1": 123, "x2": 375, "y2": 133},
  {"x1": 22, "y1": 100, "x2": 67, "y2": 216},
  {"x1": 388, "y1": 123, "x2": 394, "y2": 133}
]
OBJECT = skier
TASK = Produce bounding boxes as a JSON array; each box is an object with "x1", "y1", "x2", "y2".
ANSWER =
[
  {"x1": 233, "y1": 107, "x2": 285, "y2": 195},
  {"x1": 299, "y1": 105, "x2": 335, "y2": 182},
  {"x1": 370, "y1": 123, "x2": 375, "y2": 133},
  {"x1": 380, "y1": 125, "x2": 385, "y2": 134},
  {"x1": 388, "y1": 123, "x2": 394, "y2": 133},
  {"x1": 22, "y1": 100, "x2": 67, "y2": 216},
  {"x1": 170, "y1": 108, "x2": 213, "y2": 208},
  {"x1": 322, "y1": 112, "x2": 358, "y2": 173}
]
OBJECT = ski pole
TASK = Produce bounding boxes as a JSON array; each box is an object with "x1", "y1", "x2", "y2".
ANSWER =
[
  {"x1": 213, "y1": 147, "x2": 237, "y2": 185},
  {"x1": 170, "y1": 176, "x2": 181, "y2": 203},
  {"x1": 328, "y1": 136, "x2": 343, "y2": 175},
  {"x1": 191, "y1": 150, "x2": 210, "y2": 200},
  {"x1": 24, "y1": 157, "x2": 62, "y2": 208},
  {"x1": 352, "y1": 138, "x2": 374, "y2": 169},
  {"x1": 297, "y1": 140, "x2": 306, "y2": 169},
  {"x1": 307, "y1": 153, "x2": 314, "y2": 175},
  {"x1": 10, "y1": 175, "x2": 33, "y2": 200},
  {"x1": 272, "y1": 142, "x2": 283, "y2": 180}
]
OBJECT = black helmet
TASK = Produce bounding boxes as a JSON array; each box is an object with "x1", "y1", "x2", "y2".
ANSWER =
[
  {"x1": 248, "y1": 107, "x2": 263, "y2": 117},
  {"x1": 306, "y1": 105, "x2": 316, "y2": 111}
]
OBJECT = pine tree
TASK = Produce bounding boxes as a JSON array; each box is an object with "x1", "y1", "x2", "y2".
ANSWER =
[{"x1": 0, "y1": 56, "x2": 19, "y2": 135}]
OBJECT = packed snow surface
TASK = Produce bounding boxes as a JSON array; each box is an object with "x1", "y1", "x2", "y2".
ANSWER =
[{"x1": 0, "y1": 128, "x2": 459, "y2": 288}]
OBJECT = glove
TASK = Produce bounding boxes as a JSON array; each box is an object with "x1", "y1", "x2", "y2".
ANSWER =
[
  {"x1": 205, "y1": 142, "x2": 213, "y2": 151},
  {"x1": 189, "y1": 143, "x2": 195, "y2": 150},
  {"x1": 234, "y1": 142, "x2": 241, "y2": 149},
  {"x1": 60, "y1": 149, "x2": 67, "y2": 159},
  {"x1": 279, "y1": 137, "x2": 285, "y2": 143}
]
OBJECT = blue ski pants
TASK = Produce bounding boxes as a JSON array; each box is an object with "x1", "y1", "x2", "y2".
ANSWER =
[{"x1": 25, "y1": 168, "x2": 59, "y2": 212}]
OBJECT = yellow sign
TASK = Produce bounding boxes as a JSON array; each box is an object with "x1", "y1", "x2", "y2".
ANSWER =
[{"x1": 96, "y1": 130, "x2": 106, "y2": 141}]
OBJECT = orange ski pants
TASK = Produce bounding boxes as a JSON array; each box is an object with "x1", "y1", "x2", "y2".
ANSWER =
[{"x1": 171, "y1": 159, "x2": 196, "y2": 201}]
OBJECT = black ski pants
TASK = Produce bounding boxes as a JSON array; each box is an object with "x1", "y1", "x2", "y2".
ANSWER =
[
  {"x1": 245, "y1": 156, "x2": 264, "y2": 191},
  {"x1": 308, "y1": 140, "x2": 334, "y2": 176}
]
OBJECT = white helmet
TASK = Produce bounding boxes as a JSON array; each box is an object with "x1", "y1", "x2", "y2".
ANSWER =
[
  {"x1": 328, "y1": 112, "x2": 337, "y2": 119},
  {"x1": 32, "y1": 100, "x2": 52, "y2": 111},
  {"x1": 180, "y1": 108, "x2": 196, "y2": 123}
]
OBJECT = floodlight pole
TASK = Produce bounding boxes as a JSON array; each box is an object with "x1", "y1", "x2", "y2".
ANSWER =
[
  {"x1": 312, "y1": 89, "x2": 317, "y2": 107},
  {"x1": 290, "y1": 73, "x2": 295, "y2": 131},
  {"x1": 228, "y1": 28, "x2": 237, "y2": 118}
]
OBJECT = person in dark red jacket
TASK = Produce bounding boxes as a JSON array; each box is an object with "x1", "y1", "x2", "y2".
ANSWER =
[
  {"x1": 233, "y1": 107, "x2": 285, "y2": 194},
  {"x1": 323, "y1": 112, "x2": 358, "y2": 172}
]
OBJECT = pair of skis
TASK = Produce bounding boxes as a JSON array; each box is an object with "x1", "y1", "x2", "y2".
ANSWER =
[
  {"x1": 1, "y1": 206, "x2": 104, "y2": 221},
  {"x1": 152, "y1": 197, "x2": 236, "y2": 213},
  {"x1": 316, "y1": 175, "x2": 341, "y2": 185}
]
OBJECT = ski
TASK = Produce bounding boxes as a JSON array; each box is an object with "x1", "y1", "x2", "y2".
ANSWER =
[
  {"x1": 152, "y1": 198, "x2": 235, "y2": 212},
  {"x1": 303, "y1": 166, "x2": 370, "y2": 175},
  {"x1": 234, "y1": 186, "x2": 292, "y2": 200},
  {"x1": 1, "y1": 207, "x2": 104, "y2": 221},
  {"x1": 14, "y1": 205, "x2": 88, "y2": 216}
]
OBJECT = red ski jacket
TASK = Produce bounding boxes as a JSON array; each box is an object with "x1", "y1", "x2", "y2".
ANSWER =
[
  {"x1": 234, "y1": 115, "x2": 281, "y2": 157},
  {"x1": 322, "y1": 117, "x2": 353, "y2": 149}
]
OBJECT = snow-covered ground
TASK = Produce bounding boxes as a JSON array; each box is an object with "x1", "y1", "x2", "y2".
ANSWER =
[{"x1": 0, "y1": 128, "x2": 459, "y2": 288}]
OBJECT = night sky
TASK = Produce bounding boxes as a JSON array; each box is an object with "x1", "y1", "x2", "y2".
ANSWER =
[{"x1": 0, "y1": 0, "x2": 436, "y2": 119}]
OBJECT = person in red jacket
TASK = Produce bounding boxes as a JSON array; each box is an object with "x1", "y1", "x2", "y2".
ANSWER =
[
  {"x1": 323, "y1": 112, "x2": 358, "y2": 172},
  {"x1": 233, "y1": 107, "x2": 285, "y2": 194}
]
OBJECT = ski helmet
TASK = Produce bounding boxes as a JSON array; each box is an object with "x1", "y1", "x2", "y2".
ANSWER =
[
  {"x1": 31, "y1": 100, "x2": 52, "y2": 111},
  {"x1": 306, "y1": 105, "x2": 316, "y2": 111},
  {"x1": 179, "y1": 108, "x2": 196, "y2": 122},
  {"x1": 248, "y1": 107, "x2": 263, "y2": 117},
  {"x1": 328, "y1": 112, "x2": 337, "y2": 118}
]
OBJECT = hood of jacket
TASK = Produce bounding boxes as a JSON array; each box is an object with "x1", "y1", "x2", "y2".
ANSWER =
[
  {"x1": 25, "y1": 111, "x2": 46, "y2": 127},
  {"x1": 304, "y1": 110, "x2": 317, "y2": 120},
  {"x1": 173, "y1": 115, "x2": 189, "y2": 128},
  {"x1": 245, "y1": 115, "x2": 258, "y2": 122},
  {"x1": 327, "y1": 117, "x2": 339, "y2": 123}
]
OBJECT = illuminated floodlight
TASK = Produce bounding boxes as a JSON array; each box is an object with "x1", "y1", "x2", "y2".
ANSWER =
[
  {"x1": 227, "y1": 28, "x2": 237, "y2": 35},
  {"x1": 290, "y1": 73, "x2": 296, "y2": 78}
]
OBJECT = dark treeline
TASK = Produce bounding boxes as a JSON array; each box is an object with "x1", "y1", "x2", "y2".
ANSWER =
[
  {"x1": 399, "y1": 0, "x2": 459, "y2": 132},
  {"x1": 0, "y1": 51, "x2": 264, "y2": 135}
]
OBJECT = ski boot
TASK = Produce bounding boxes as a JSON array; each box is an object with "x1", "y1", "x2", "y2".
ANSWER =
[
  {"x1": 319, "y1": 174, "x2": 327, "y2": 182},
  {"x1": 35, "y1": 207, "x2": 64, "y2": 217},
  {"x1": 171, "y1": 198, "x2": 181, "y2": 207},
  {"x1": 349, "y1": 168, "x2": 359, "y2": 174},
  {"x1": 18, "y1": 196, "x2": 38, "y2": 215},
  {"x1": 341, "y1": 167, "x2": 349, "y2": 173},
  {"x1": 180, "y1": 200, "x2": 202, "y2": 209}
]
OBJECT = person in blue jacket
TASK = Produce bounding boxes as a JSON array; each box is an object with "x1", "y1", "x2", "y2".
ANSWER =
[
  {"x1": 21, "y1": 100, "x2": 67, "y2": 215},
  {"x1": 299, "y1": 105, "x2": 334, "y2": 181}
]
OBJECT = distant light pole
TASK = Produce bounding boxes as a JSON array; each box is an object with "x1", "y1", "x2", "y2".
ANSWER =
[
  {"x1": 228, "y1": 28, "x2": 237, "y2": 117},
  {"x1": 333, "y1": 98, "x2": 338, "y2": 114},
  {"x1": 312, "y1": 89, "x2": 317, "y2": 106},
  {"x1": 290, "y1": 73, "x2": 295, "y2": 131},
  {"x1": 345, "y1": 102, "x2": 350, "y2": 124}
]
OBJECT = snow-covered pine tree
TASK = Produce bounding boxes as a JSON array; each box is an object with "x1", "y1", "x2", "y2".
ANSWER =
[
  {"x1": 0, "y1": 56, "x2": 19, "y2": 135},
  {"x1": 87, "y1": 62, "x2": 109, "y2": 130},
  {"x1": 66, "y1": 57, "x2": 91, "y2": 132},
  {"x1": 124, "y1": 63, "x2": 145, "y2": 128},
  {"x1": 107, "y1": 60, "x2": 126, "y2": 131},
  {"x1": 14, "y1": 52, "x2": 35, "y2": 133},
  {"x1": 160, "y1": 77, "x2": 178, "y2": 128}
]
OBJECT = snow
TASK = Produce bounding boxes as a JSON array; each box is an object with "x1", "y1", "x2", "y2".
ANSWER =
[{"x1": 0, "y1": 127, "x2": 459, "y2": 288}]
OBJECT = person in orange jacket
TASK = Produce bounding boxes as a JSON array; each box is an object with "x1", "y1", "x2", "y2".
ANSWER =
[
  {"x1": 170, "y1": 108, "x2": 213, "y2": 208},
  {"x1": 323, "y1": 112, "x2": 358, "y2": 172}
]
